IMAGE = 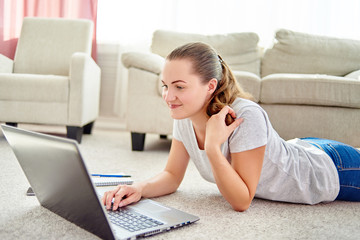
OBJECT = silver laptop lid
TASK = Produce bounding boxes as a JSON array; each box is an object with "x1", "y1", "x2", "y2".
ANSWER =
[{"x1": 2, "y1": 125, "x2": 115, "y2": 240}]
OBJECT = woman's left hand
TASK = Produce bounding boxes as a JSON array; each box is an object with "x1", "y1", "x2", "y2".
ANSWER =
[{"x1": 205, "y1": 106, "x2": 243, "y2": 150}]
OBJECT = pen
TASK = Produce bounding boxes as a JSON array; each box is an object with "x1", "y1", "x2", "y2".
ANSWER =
[{"x1": 91, "y1": 174, "x2": 131, "y2": 178}]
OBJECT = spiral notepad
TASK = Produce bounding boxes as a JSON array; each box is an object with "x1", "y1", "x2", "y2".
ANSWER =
[{"x1": 92, "y1": 177, "x2": 133, "y2": 187}]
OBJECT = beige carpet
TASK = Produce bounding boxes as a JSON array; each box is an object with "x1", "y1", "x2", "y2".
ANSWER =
[{"x1": 0, "y1": 119, "x2": 359, "y2": 240}]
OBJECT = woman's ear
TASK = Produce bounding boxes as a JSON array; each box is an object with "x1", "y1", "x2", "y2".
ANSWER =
[{"x1": 208, "y1": 78, "x2": 218, "y2": 94}]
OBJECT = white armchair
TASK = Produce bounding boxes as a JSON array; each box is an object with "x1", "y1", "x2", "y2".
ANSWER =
[
  {"x1": 122, "y1": 30, "x2": 261, "y2": 150},
  {"x1": 0, "y1": 17, "x2": 101, "y2": 143}
]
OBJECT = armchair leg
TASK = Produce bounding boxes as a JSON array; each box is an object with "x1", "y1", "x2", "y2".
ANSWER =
[
  {"x1": 131, "y1": 132, "x2": 146, "y2": 151},
  {"x1": 67, "y1": 126, "x2": 83, "y2": 143},
  {"x1": 83, "y1": 121, "x2": 94, "y2": 134},
  {"x1": 6, "y1": 122, "x2": 18, "y2": 127}
]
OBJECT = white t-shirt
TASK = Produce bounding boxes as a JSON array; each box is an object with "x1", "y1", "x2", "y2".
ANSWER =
[{"x1": 173, "y1": 98, "x2": 340, "y2": 204}]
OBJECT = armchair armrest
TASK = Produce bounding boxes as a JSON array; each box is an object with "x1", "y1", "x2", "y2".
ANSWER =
[
  {"x1": 68, "y1": 52, "x2": 101, "y2": 125},
  {"x1": 0, "y1": 54, "x2": 14, "y2": 73},
  {"x1": 121, "y1": 52, "x2": 165, "y2": 74}
]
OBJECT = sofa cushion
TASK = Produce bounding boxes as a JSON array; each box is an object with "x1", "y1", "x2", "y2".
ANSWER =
[
  {"x1": 0, "y1": 73, "x2": 69, "y2": 102},
  {"x1": 260, "y1": 74, "x2": 360, "y2": 108},
  {"x1": 261, "y1": 29, "x2": 360, "y2": 77},
  {"x1": 151, "y1": 30, "x2": 261, "y2": 76}
]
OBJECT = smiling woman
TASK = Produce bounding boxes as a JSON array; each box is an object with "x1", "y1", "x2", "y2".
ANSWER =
[
  {"x1": 161, "y1": 59, "x2": 211, "y2": 120},
  {"x1": 102, "y1": 41, "x2": 360, "y2": 213},
  {"x1": 164, "y1": 42, "x2": 253, "y2": 125}
]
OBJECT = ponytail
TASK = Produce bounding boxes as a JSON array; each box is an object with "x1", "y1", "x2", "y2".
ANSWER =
[{"x1": 207, "y1": 56, "x2": 254, "y2": 125}]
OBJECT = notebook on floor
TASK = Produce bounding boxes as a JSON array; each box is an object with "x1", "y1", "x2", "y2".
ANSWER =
[{"x1": 1, "y1": 125, "x2": 199, "y2": 240}]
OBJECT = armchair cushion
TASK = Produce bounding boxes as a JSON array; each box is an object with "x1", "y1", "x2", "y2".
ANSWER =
[
  {"x1": 0, "y1": 73, "x2": 68, "y2": 102},
  {"x1": 151, "y1": 30, "x2": 261, "y2": 76},
  {"x1": 14, "y1": 17, "x2": 93, "y2": 76},
  {"x1": 262, "y1": 29, "x2": 360, "y2": 77}
]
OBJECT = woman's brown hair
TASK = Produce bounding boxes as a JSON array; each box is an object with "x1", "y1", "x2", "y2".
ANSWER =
[{"x1": 167, "y1": 42, "x2": 253, "y2": 125}]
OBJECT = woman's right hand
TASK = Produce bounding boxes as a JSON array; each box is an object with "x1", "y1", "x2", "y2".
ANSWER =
[
  {"x1": 101, "y1": 183, "x2": 143, "y2": 211},
  {"x1": 205, "y1": 106, "x2": 243, "y2": 151}
]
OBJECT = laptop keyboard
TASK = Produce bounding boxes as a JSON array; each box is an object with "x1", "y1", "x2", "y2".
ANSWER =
[{"x1": 107, "y1": 209, "x2": 164, "y2": 232}]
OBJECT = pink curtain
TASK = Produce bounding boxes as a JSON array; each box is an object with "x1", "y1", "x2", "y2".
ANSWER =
[{"x1": 0, "y1": 0, "x2": 98, "y2": 60}]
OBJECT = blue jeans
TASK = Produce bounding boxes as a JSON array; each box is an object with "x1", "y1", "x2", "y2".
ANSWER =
[{"x1": 301, "y1": 138, "x2": 360, "y2": 201}]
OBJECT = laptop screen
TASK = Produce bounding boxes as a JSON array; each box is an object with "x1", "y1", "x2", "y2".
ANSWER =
[{"x1": 2, "y1": 125, "x2": 114, "y2": 240}]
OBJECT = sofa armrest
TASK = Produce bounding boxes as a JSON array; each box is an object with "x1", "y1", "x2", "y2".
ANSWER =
[
  {"x1": 0, "y1": 54, "x2": 14, "y2": 73},
  {"x1": 68, "y1": 52, "x2": 101, "y2": 125},
  {"x1": 122, "y1": 52, "x2": 165, "y2": 74}
]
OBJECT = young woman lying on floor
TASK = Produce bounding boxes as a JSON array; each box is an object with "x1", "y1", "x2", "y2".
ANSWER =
[{"x1": 103, "y1": 42, "x2": 360, "y2": 211}]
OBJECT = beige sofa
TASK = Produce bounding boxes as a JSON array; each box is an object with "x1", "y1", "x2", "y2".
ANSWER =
[{"x1": 122, "y1": 29, "x2": 360, "y2": 150}]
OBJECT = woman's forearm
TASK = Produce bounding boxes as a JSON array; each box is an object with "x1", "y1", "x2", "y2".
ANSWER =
[
  {"x1": 139, "y1": 170, "x2": 182, "y2": 198},
  {"x1": 140, "y1": 139, "x2": 190, "y2": 199}
]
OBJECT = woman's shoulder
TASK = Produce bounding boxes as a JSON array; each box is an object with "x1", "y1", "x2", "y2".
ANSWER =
[
  {"x1": 230, "y1": 97, "x2": 270, "y2": 130},
  {"x1": 228, "y1": 98, "x2": 269, "y2": 152},
  {"x1": 231, "y1": 98, "x2": 263, "y2": 113}
]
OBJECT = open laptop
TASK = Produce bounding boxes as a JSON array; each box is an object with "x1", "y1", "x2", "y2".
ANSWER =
[{"x1": 1, "y1": 124, "x2": 199, "y2": 240}]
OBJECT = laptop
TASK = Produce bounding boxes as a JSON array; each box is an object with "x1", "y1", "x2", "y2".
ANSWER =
[{"x1": 1, "y1": 124, "x2": 199, "y2": 240}]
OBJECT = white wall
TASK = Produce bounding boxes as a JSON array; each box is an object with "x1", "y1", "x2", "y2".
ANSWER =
[
  {"x1": 97, "y1": 43, "x2": 123, "y2": 118},
  {"x1": 97, "y1": 43, "x2": 149, "y2": 119}
]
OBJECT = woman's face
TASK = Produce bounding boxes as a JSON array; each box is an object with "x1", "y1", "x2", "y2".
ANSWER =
[{"x1": 161, "y1": 59, "x2": 215, "y2": 120}]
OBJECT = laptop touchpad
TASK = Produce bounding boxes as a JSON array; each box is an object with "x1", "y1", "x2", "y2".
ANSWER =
[{"x1": 131, "y1": 200, "x2": 170, "y2": 213}]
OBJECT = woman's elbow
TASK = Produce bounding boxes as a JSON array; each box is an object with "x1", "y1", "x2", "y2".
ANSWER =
[{"x1": 231, "y1": 202, "x2": 251, "y2": 212}]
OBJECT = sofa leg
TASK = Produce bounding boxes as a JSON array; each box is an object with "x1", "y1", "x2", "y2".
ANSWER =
[
  {"x1": 67, "y1": 126, "x2": 83, "y2": 143},
  {"x1": 131, "y1": 132, "x2": 146, "y2": 151},
  {"x1": 160, "y1": 135, "x2": 167, "y2": 139},
  {"x1": 83, "y1": 121, "x2": 94, "y2": 135},
  {"x1": 6, "y1": 122, "x2": 18, "y2": 127}
]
